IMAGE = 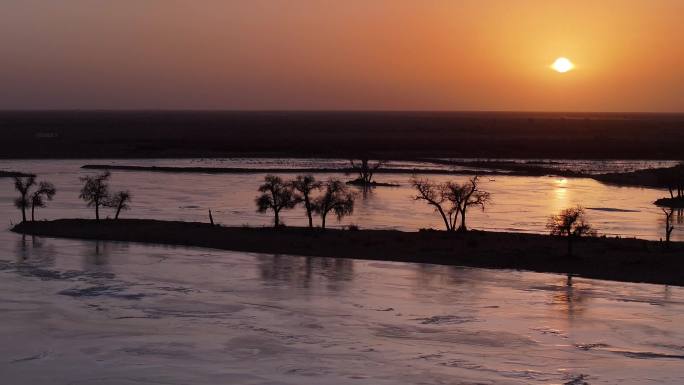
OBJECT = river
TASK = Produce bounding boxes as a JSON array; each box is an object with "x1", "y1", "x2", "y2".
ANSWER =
[{"x1": 1, "y1": 159, "x2": 683, "y2": 384}]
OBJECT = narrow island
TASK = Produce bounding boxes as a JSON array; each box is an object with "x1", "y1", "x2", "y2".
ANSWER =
[
  {"x1": 82, "y1": 161, "x2": 684, "y2": 191},
  {"x1": 0, "y1": 171, "x2": 35, "y2": 178},
  {"x1": 81, "y1": 164, "x2": 494, "y2": 177},
  {"x1": 12, "y1": 219, "x2": 684, "y2": 287}
]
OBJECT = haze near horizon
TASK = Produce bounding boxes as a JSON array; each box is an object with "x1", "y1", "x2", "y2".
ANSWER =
[{"x1": 2, "y1": 0, "x2": 683, "y2": 112}]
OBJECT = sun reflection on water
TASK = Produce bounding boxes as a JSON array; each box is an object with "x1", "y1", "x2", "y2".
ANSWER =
[{"x1": 550, "y1": 178, "x2": 570, "y2": 214}]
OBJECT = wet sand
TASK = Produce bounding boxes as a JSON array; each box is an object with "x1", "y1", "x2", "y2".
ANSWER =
[{"x1": 12, "y1": 219, "x2": 684, "y2": 286}]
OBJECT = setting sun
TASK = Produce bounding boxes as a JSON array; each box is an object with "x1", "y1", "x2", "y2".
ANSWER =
[
  {"x1": 551, "y1": 57, "x2": 575, "y2": 73},
  {"x1": 2, "y1": 3, "x2": 684, "y2": 384}
]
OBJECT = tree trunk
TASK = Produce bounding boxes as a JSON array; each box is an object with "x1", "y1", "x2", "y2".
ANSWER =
[
  {"x1": 362, "y1": 159, "x2": 369, "y2": 184},
  {"x1": 321, "y1": 212, "x2": 327, "y2": 229},
  {"x1": 31, "y1": 203, "x2": 35, "y2": 222},
  {"x1": 664, "y1": 210, "x2": 674, "y2": 248},
  {"x1": 436, "y1": 206, "x2": 451, "y2": 231},
  {"x1": 304, "y1": 197, "x2": 313, "y2": 228},
  {"x1": 274, "y1": 209, "x2": 280, "y2": 227},
  {"x1": 115, "y1": 203, "x2": 123, "y2": 220},
  {"x1": 21, "y1": 205, "x2": 26, "y2": 223},
  {"x1": 95, "y1": 203, "x2": 100, "y2": 221},
  {"x1": 459, "y1": 209, "x2": 468, "y2": 232}
]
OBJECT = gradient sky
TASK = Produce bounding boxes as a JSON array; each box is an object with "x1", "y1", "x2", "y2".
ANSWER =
[{"x1": 2, "y1": 0, "x2": 683, "y2": 111}]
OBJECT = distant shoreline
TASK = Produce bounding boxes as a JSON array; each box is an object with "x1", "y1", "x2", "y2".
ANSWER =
[
  {"x1": 81, "y1": 162, "x2": 682, "y2": 192},
  {"x1": 80, "y1": 164, "x2": 513, "y2": 176},
  {"x1": 12, "y1": 219, "x2": 684, "y2": 287},
  {"x1": 3, "y1": 110, "x2": 684, "y2": 159}
]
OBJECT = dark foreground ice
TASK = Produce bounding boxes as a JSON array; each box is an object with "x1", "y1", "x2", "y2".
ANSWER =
[{"x1": 1, "y1": 234, "x2": 683, "y2": 385}]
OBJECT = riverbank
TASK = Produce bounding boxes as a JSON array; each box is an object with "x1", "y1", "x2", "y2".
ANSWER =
[
  {"x1": 655, "y1": 197, "x2": 684, "y2": 208},
  {"x1": 594, "y1": 164, "x2": 684, "y2": 189},
  {"x1": 11, "y1": 219, "x2": 684, "y2": 286}
]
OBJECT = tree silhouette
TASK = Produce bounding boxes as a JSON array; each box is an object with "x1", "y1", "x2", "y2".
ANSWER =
[
  {"x1": 412, "y1": 176, "x2": 490, "y2": 232},
  {"x1": 291, "y1": 174, "x2": 322, "y2": 228},
  {"x1": 663, "y1": 208, "x2": 675, "y2": 247},
  {"x1": 663, "y1": 165, "x2": 684, "y2": 199},
  {"x1": 256, "y1": 175, "x2": 299, "y2": 227},
  {"x1": 349, "y1": 158, "x2": 386, "y2": 186},
  {"x1": 313, "y1": 179, "x2": 355, "y2": 229},
  {"x1": 674, "y1": 164, "x2": 683, "y2": 198},
  {"x1": 79, "y1": 171, "x2": 111, "y2": 220},
  {"x1": 443, "y1": 176, "x2": 491, "y2": 232},
  {"x1": 411, "y1": 177, "x2": 451, "y2": 231},
  {"x1": 30, "y1": 181, "x2": 56, "y2": 221},
  {"x1": 13, "y1": 176, "x2": 36, "y2": 223},
  {"x1": 547, "y1": 206, "x2": 596, "y2": 256},
  {"x1": 106, "y1": 190, "x2": 131, "y2": 219}
]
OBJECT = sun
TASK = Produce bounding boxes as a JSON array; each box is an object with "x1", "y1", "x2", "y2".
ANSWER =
[{"x1": 551, "y1": 57, "x2": 575, "y2": 73}]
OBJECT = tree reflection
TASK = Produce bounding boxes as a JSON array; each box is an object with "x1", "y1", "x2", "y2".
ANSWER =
[
  {"x1": 83, "y1": 240, "x2": 111, "y2": 268},
  {"x1": 552, "y1": 273, "x2": 586, "y2": 320},
  {"x1": 16, "y1": 234, "x2": 29, "y2": 262},
  {"x1": 353, "y1": 184, "x2": 375, "y2": 200},
  {"x1": 663, "y1": 285, "x2": 671, "y2": 302},
  {"x1": 14, "y1": 234, "x2": 56, "y2": 266},
  {"x1": 257, "y1": 254, "x2": 354, "y2": 292}
]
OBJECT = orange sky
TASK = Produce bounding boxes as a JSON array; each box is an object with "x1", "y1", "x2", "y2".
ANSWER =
[{"x1": 1, "y1": 0, "x2": 683, "y2": 111}]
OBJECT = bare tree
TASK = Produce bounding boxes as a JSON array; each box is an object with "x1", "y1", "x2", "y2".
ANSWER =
[
  {"x1": 256, "y1": 175, "x2": 299, "y2": 227},
  {"x1": 291, "y1": 174, "x2": 322, "y2": 228},
  {"x1": 79, "y1": 171, "x2": 111, "y2": 221},
  {"x1": 30, "y1": 181, "x2": 57, "y2": 221},
  {"x1": 663, "y1": 165, "x2": 684, "y2": 199},
  {"x1": 349, "y1": 158, "x2": 386, "y2": 186},
  {"x1": 106, "y1": 190, "x2": 131, "y2": 219},
  {"x1": 13, "y1": 176, "x2": 36, "y2": 223},
  {"x1": 412, "y1": 176, "x2": 490, "y2": 232},
  {"x1": 411, "y1": 177, "x2": 452, "y2": 231},
  {"x1": 663, "y1": 208, "x2": 675, "y2": 247},
  {"x1": 313, "y1": 179, "x2": 355, "y2": 229},
  {"x1": 443, "y1": 176, "x2": 491, "y2": 232},
  {"x1": 547, "y1": 206, "x2": 596, "y2": 255}
]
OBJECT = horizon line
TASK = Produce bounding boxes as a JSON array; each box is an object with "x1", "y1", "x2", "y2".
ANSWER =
[{"x1": 1, "y1": 109, "x2": 684, "y2": 115}]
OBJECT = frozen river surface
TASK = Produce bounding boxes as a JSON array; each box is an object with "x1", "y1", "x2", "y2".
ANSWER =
[
  {"x1": 1, "y1": 159, "x2": 683, "y2": 384},
  {"x1": 1, "y1": 235, "x2": 684, "y2": 385}
]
